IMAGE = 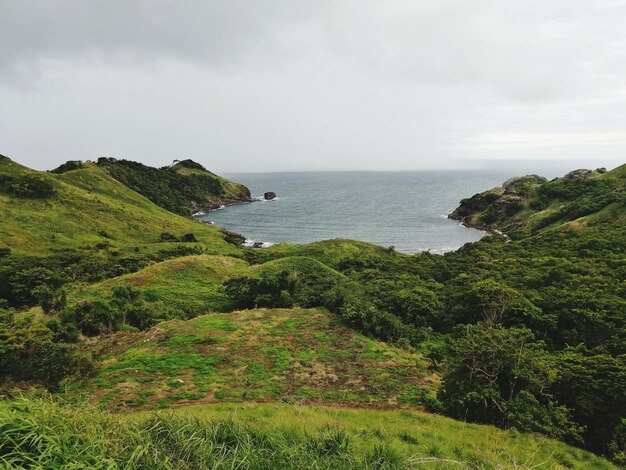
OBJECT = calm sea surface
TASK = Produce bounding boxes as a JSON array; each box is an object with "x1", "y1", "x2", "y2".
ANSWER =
[{"x1": 198, "y1": 171, "x2": 528, "y2": 254}]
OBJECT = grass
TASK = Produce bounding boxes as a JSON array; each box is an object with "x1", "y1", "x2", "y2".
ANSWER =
[
  {"x1": 0, "y1": 157, "x2": 239, "y2": 256},
  {"x1": 250, "y1": 238, "x2": 406, "y2": 268},
  {"x1": 0, "y1": 396, "x2": 617, "y2": 469},
  {"x1": 69, "y1": 254, "x2": 251, "y2": 314},
  {"x1": 70, "y1": 308, "x2": 437, "y2": 410}
]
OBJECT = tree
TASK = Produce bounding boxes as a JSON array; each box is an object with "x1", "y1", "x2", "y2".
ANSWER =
[
  {"x1": 0, "y1": 309, "x2": 85, "y2": 390},
  {"x1": 224, "y1": 277, "x2": 259, "y2": 309},
  {"x1": 33, "y1": 285, "x2": 67, "y2": 314},
  {"x1": 467, "y1": 279, "x2": 520, "y2": 323},
  {"x1": 8, "y1": 174, "x2": 55, "y2": 198},
  {"x1": 439, "y1": 323, "x2": 581, "y2": 442},
  {"x1": 552, "y1": 351, "x2": 626, "y2": 453},
  {"x1": 394, "y1": 287, "x2": 442, "y2": 327}
]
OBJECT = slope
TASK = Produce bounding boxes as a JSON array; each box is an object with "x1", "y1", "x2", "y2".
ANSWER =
[
  {"x1": 91, "y1": 157, "x2": 252, "y2": 215},
  {"x1": 449, "y1": 164, "x2": 626, "y2": 240},
  {"x1": 72, "y1": 308, "x2": 438, "y2": 411},
  {"x1": 0, "y1": 155, "x2": 240, "y2": 256},
  {"x1": 0, "y1": 397, "x2": 617, "y2": 469}
]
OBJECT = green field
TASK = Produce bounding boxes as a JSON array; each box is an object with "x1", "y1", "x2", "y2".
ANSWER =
[{"x1": 0, "y1": 398, "x2": 616, "y2": 469}]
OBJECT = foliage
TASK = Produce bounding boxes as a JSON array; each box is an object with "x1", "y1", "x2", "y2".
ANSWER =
[
  {"x1": 0, "y1": 173, "x2": 55, "y2": 198},
  {"x1": 0, "y1": 310, "x2": 91, "y2": 390},
  {"x1": 439, "y1": 323, "x2": 582, "y2": 442},
  {"x1": 96, "y1": 157, "x2": 250, "y2": 215},
  {"x1": 49, "y1": 160, "x2": 85, "y2": 174},
  {"x1": 2, "y1": 156, "x2": 626, "y2": 461}
]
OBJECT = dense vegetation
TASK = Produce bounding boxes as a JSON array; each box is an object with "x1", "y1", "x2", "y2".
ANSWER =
[
  {"x1": 1, "y1": 155, "x2": 625, "y2": 466},
  {"x1": 91, "y1": 157, "x2": 251, "y2": 215}
]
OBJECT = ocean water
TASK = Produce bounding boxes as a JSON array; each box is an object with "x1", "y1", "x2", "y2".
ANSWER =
[{"x1": 198, "y1": 171, "x2": 520, "y2": 254}]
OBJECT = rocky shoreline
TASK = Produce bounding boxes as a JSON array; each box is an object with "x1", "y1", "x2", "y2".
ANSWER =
[
  {"x1": 190, "y1": 190, "x2": 277, "y2": 214},
  {"x1": 190, "y1": 196, "x2": 255, "y2": 214},
  {"x1": 447, "y1": 213, "x2": 506, "y2": 237},
  {"x1": 193, "y1": 191, "x2": 278, "y2": 249}
]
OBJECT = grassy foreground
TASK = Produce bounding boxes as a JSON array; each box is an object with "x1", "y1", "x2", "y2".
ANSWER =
[{"x1": 0, "y1": 397, "x2": 616, "y2": 469}]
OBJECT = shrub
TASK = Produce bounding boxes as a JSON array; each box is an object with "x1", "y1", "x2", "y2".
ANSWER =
[
  {"x1": 439, "y1": 323, "x2": 581, "y2": 442},
  {"x1": 8, "y1": 174, "x2": 55, "y2": 198}
]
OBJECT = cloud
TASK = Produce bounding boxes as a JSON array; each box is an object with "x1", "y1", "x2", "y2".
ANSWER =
[
  {"x1": 4, "y1": 1, "x2": 625, "y2": 100},
  {"x1": 1, "y1": 1, "x2": 625, "y2": 171},
  {"x1": 0, "y1": 1, "x2": 329, "y2": 83}
]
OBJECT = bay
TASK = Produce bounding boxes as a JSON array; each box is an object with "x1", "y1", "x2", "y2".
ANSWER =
[{"x1": 199, "y1": 170, "x2": 527, "y2": 253}]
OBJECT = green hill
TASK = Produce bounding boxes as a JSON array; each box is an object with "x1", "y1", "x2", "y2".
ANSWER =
[
  {"x1": 88, "y1": 157, "x2": 252, "y2": 215},
  {"x1": 0, "y1": 155, "x2": 241, "y2": 256},
  {"x1": 73, "y1": 308, "x2": 437, "y2": 410},
  {"x1": 0, "y1": 155, "x2": 248, "y2": 310},
  {"x1": 449, "y1": 164, "x2": 626, "y2": 239}
]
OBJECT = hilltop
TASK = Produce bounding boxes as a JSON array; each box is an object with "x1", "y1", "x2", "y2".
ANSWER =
[
  {"x1": 449, "y1": 164, "x2": 626, "y2": 240},
  {"x1": 89, "y1": 157, "x2": 251, "y2": 215},
  {"x1": 0, "y1": 155, "x2": 244, "y2": 255}
]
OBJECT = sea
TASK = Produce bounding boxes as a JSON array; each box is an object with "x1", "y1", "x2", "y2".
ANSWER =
[{"x1": 197, "y1": 169, "x2": 555, "y2": 254}]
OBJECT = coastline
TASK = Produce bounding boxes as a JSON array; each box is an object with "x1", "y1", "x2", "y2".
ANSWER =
[
  {"x1": 448, "y1": 213, "x2": 506, "y2": 237},
  {"x1": 190, "y1": 196, "x2": 254, "y2": 214}
]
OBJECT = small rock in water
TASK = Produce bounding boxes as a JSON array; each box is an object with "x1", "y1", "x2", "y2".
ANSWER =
[{"x1": 263, "y1": 191, "x2": 277, "y2": 200}]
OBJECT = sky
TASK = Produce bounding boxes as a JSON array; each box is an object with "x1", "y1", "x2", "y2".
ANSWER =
[{"x1": 1, "y1": 1, "x2": 626, "y2": 173}]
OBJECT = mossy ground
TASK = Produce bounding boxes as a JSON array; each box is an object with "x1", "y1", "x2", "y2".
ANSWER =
[{"x1": 72, "y1": 308, "x2": 437, "y2": 411}]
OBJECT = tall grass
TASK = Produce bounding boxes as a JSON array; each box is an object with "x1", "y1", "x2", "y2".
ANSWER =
[
  {"x1": 0, "y1": 397, "x2": 402, "y2": 469},
  {"x1": 0, "y1": 397, "x2": 617, "y2": 469}
]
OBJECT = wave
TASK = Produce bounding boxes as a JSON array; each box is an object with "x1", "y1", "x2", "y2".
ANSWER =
[{"x1": 242, "y1": 238, "x2": 273, "y2": 248}]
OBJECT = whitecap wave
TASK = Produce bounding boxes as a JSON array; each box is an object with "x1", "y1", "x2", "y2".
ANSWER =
[{"x1": 242, "y1": 238, "x2": 273, "y2": 248}]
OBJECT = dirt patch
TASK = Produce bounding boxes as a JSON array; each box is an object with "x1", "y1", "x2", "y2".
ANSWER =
[
  {"x1": 295, "y1": 362, "x2": 339, "y2": 385},
  {"x1": 117, "y1": 381, "x2": 139, "y2": 389}
]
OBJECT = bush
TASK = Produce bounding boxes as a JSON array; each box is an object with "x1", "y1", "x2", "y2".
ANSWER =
[
  {"x1": 439, "y1": 323, "x2": 581, "y2": 442},
  {"x1": 61, "y1": 299, "x2": 123, "y2": 336},
  {"x1": 6, "y1": 174, "x2": 55, "y2": 198},
  {"x1": 0, "y1": 310, "x2": 90, "y2": 390}
]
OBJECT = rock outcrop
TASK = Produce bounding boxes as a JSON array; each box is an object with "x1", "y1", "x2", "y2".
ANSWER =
[{"x1": 264, "y1": 192, "x2": 277, "y2": 200}]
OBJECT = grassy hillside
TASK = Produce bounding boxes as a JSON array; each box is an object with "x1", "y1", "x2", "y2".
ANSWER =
[
  {"x1": 2, "y1": 156, "x2": 625, "y2": 465},
  {"x1": 91, "y1": 157, "x2": 252, "y2": 215},
  {"x1": 449, "y1": 164, "x2": 626, "y2": 239},
  {"x1": 72, "y1": 308, "x2": 437, "y2": 410},
  {"x1": 68, "y1": 255, "x2": 250, "y2": 316},
  {"x1": 0, "y1": 398, "x2": 616, "y2": 469},
  {"x1": 0, "y1": 155, "x2": 239, "y2": 256}
]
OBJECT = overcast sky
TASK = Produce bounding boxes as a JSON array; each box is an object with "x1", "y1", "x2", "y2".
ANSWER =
[{"x1": 1, "y1": 1, "x2": 626, "y2": 172}]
